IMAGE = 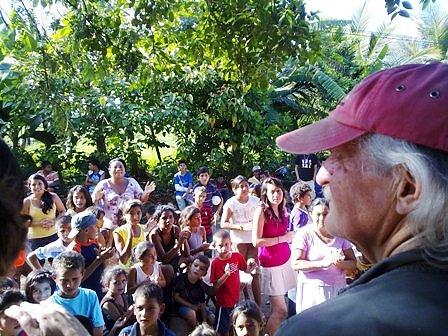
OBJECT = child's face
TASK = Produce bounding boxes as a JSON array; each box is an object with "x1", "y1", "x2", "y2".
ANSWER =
[
  {"x1": 198, "y1": 173, "x2": 210, "y2": 186},
  {"x1": 189, "y1": 259, "x2": 208, "y2": 280},
  {"x1": 108, "y1": 273, "x2": 127, "y2": 296},
  {"x1": 158, "y1": 210, "x2": 174, "y2": 231},
  {"x1": 189, "y1": 212, "x2": 202, "y2": 228},
  {"x1": 31, "y1": 281, "x2": 53, "y2": 303},
  {"x1": 96, "y1": 213, "x2": 104, "y2": 229},
  {"x1": 0, "y1": 301, "x2": 22, "y2": 336},
  {"x1": 233, "y1": 181, "x2": 250, "y2": 198},
  {"x1": 234, "y1": 315, "x2": 262, "y2": 336},
  {"x1": 214, "y1": 237, "x2": 232, "y2": 257},
  {"x1": 133, "y1": 296, "x2": 164, "y2": 330},
  {"x1": 57, "y1": 223, "x2": 72, "y2": 244},
  {"x1": 141, "y1": 247, "x2": 157, "y2": 266},
  {"x1": 84, "y1": 225, "x2": 98, "y2": 240},
  {"x1": 125, "y1": 206, "x2": 142, "y2": 226},
  {"x1": 265, "y1": 183, "x2": 284, "y2": 205},
  {"x1": 299, "y1": 191, "x2": 312, "y2": 206},
  {"x1": 30, "y1": 178, "x2": 45, "y2": 196},
  {"x1": 194, "y1": 191, "x2": 207, "y2": 204},
  {"x1": 54, "y1": 268, "x2": 83, "y2": 298},
  {"x1": 73, "y1": 191, "x2": 87, "y2": 211}
]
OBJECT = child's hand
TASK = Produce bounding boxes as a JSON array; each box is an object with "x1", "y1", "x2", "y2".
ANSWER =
[
  {"x1": 246, "y1": 258, "x2": 257, "y2": 273},
  {"x1": 179, "y1": 230, "x2": 191, "y2": 243},
  {"x1": 99, "y1": 246, "x2": 115, "y2": 261},
  {"x1": 200, "y1": 242, "x2": 210, "y2": 251}
]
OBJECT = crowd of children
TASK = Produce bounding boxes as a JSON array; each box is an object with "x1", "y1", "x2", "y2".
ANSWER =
[{"x1": 0, "y1": 158, "x2": 367, "y2": 336}]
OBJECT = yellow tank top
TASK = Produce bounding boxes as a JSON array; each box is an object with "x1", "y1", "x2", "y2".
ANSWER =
[
  {"x1": 28, "y1": 200, "x2": 57, "y2": 239},
  {"x1": 114, "y1": 224, "x2": 146, "y2": 270}
]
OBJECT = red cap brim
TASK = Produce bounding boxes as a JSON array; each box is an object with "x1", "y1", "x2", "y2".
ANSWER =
[{"x1": 276, "y1": 116, "x2": 366, "y2": 154}]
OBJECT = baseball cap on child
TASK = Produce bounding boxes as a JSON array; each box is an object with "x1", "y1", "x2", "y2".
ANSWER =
[
  {"x1": 276, "y1": 62, "x2": 448, "y2": 154},
  {"x1": 68, "y1": 212, "x2": 98, "y2": 239}
]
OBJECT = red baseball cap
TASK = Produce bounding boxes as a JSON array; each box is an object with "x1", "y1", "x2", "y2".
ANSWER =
[{"x1": 276, "y1": 62, "x2": 448, "y2": 154}]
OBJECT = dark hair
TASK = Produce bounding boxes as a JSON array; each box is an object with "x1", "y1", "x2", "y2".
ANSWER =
[
  {"x1": 152, "y1": 204, "x2": 176, "y2": 222},
  {"x1": 28, "y1": 174, "x2": 54, "y2": 214},
  {"x1": 179, "y1": 205, "x2": 201, "y2": 229},
  {"x1": 231, "y1": 300, "x2": 265, "y2": 329},
  {"x1": 133, "y1": 241, "x2": 156, "y2": 261},
  {"x1": 41, "y1": 160, "x2": 52, "y2": 169},
  {"x1": 101, "y1": 265, "x2": 127, "y2": 288},
  {"x1": 86, "y1": 206, "x2": 105, "y2": 219},
  {"x1": 260, "y1": 177, "x2": 286, "y2": 219},
  {"x1": 0, "y1": 289, "x2": 25, "y2": 311},
  {"x1": 143, "y1": 203, "x2": 156, "y2": 216},
  {"x1": 24, "y1": 269, "x2": 56, "y2": 303},
  {"x1": 0, "y1": 139, "x2": 27, "y2": 276},
  {"x1": 118, "y1": 199, "x2": 142, "y2": 225},
  {"x1": 134, "y1": 283, "x2": 164, "y2": 305},
  {"x1": 213, "y1": 229, "x2": 231, "y2": 241},
  {"x1": 55, "y1": 214, "x2": 72, "y2": 227},
  {"x1": 196, "y1": 166, "x2": 209, "y2": 177},
  {"x1": 66, "y1": 185, "x2": 93, "y2": 211},
  {"x1": 75, "y1": 315, "x2": 93, "y2": 334},
  {"x1": 0, "y1": 277, "x2": 17, "y2": 291},
  {"x1": 193, "y1": 254, "x2": 210, "y2": 270},
  {"x1": 52, "y1": 251, "x2": 85, "y2": 275},
  {"x1": 88, "y1": 158, "x2": 100, "y2": 168},
  {"x1": 108, "y1": 157, "x2": 126, "y2": 169},
  {"x1": 289, "y1": 181, "x2": 312, "y2": 203},
  {"x1": 230, "y1": 175, "x2": 248, "y2": 190},
  {"x1": 310, "y1": 198, "x2": 329, "y2": 212}
]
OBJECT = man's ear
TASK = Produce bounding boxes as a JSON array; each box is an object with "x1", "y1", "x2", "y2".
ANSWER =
[
  {"x1": 159, "y1": 303, "x2": 165, "y2": 315},
  {"x1": 394, "y1": 167, "x2": 421, "y2": 215}
]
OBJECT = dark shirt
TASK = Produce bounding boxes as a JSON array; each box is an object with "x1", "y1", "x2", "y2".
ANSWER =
[
  {"x1": 294, "y1": 153, "x2": 318, "y2": 181},
  {"x1": 277, "y1": 248, "x2": 448, "y2": 335},
  {"x1": 173, "y1": 273, "x2": 206, "y2": 306}
]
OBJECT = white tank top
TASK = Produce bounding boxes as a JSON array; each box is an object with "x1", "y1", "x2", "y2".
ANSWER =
[{"x1": 223, "y1": 195, "x2": 259, "y2": 244}]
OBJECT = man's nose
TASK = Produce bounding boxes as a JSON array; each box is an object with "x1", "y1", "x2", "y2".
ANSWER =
[{"x1": 316, "y1": 164, "x2": 331, "y2": 186}]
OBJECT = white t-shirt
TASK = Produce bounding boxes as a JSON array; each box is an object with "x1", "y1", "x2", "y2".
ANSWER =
[{"x1": 223, "y1": 195, "x2": 259, "y2": 244}]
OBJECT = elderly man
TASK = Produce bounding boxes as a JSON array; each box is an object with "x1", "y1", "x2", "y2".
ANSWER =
[{"x1": 276, "y1": 63, "x2": 448, "y2": 335}]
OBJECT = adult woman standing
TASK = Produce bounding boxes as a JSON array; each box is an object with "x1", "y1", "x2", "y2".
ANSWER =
[
  {"x1": 22, "y1": 174, "x2": 66, "y2": 253},
  {"x1": 291, "y1": 198, "x2": 356, "y2": 313},
  {"x1": 92, "y1": 158, "x2": 155, "y2": 231},
  {"x1": 221, "y1": 175, "x2": 261, "y2": 306},
  {"x1": 252, "y1": 177, "x2": 296, "y2": 336}
]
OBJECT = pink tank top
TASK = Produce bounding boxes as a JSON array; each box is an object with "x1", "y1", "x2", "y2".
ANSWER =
[{"x1": 258, "y1": 208, "x2": 291, "y2": 267}]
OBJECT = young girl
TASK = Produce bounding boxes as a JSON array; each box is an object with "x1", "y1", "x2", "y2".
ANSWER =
[
  {"x1": 66, "y1": 185, "x2": 93, "y2": 215},
  {"x1": 113, "y1": 199, "x2": 147, "y2": 269},
  {"x1": 100, "y1": 265, "x2": 130, "y2": 336},
  {"x1": 127, "y1": 241, "x2": 166, "y2": 295},
  {"x1": 252, "y1": 177, "x2": 296, "y2": 335},
  {"x1": 221, "y1": 175, "x2": 261, "y2": 306},
  {"x1": 180, "y1": 206, "x2": 209, "y2": 258},
  {"x1": 22, "y1": 174, "x2": 66, "y2": 253},
  {"x1": 24, "y1": 269, "x2": 56, "y2": 303},
  {"x1": 232, "y1": 300, "x2": 266, "y2": 336}
]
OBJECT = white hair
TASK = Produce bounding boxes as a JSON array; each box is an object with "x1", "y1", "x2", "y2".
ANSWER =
[{"x1": 360, "y1": 134, "x2": 448, "y2": 260}]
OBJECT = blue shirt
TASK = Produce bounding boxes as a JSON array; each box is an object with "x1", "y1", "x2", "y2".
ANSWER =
[
  {"x1": 49, "y1": 287, "x2": 104, "y2": 328},
  {"x1": 173, "y1": 171, "x2": 193, "y2": 197}
]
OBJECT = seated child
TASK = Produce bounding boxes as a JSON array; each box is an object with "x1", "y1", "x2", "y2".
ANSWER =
[
  {"x1": 26, "y1": 214, "x2": 72, "y2": 270},
  {"x1": 189, "y1": 323, "x2": 218, "y2": 336},
  {"x1": 100, "y1": 265, "x2": 131, "y2": 336},
  {"x1": 0, "y1": 289, "x2": 27, "y2": 336},
  {"x1": 210, "y1": 230, "x2": 257, "y2": 336},
  {"x1": 66, "y1": 211, "x2": 115, "y2": 298},
  {"x1": 48, "y1": 250, "x2": 105, "y2": 336},
  {"x1": 127, "y1": 242, "x2": 166, "y2": 295},
  {"x1": 86, "y1": 206, "x2": 108, "y2": 248},
  {"x1": 231, "y1": 300, "x2": 265, "y2": 336},
  {"x1": 173, "y1": 255, "x2": 214, "y2": 329},
  {"x1": 24, "y1": 269, "x2": 56, "y2": 303},
  {"x1": 118, "y1": 283, "x2": 175, "y2": 336},
  {"x1": 85, "y1": 158, "x2": 105, "y2": 195}
]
